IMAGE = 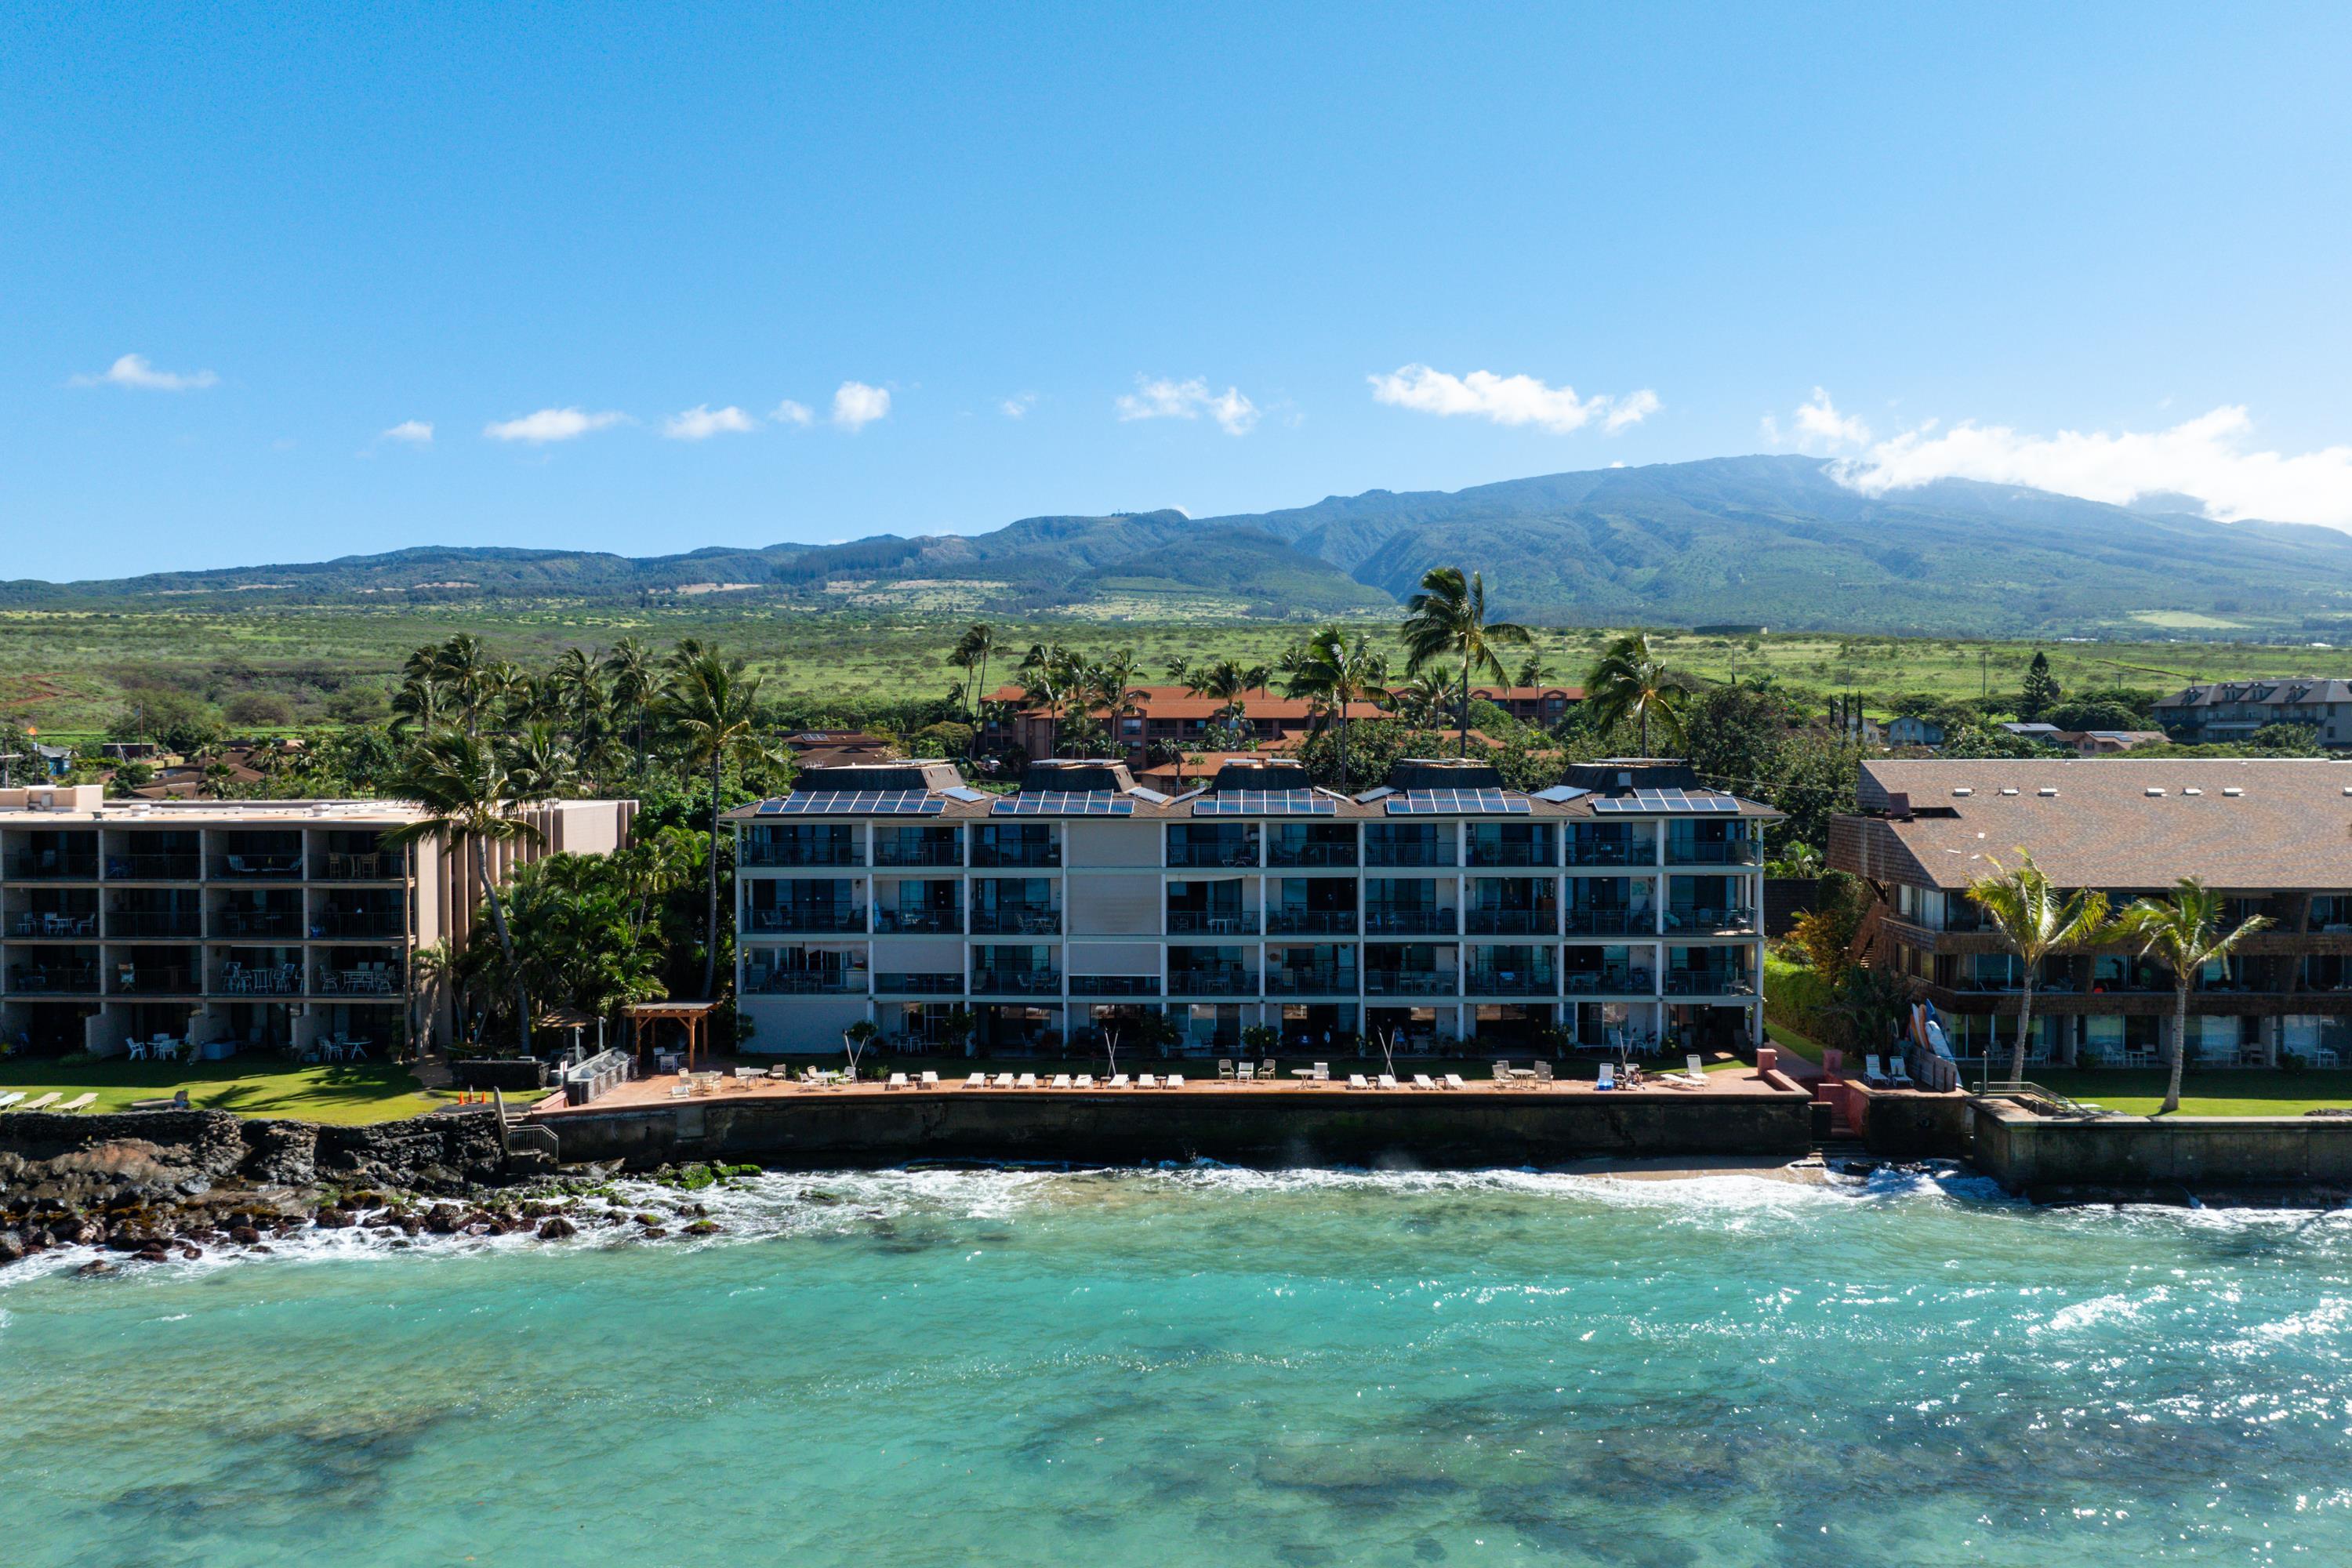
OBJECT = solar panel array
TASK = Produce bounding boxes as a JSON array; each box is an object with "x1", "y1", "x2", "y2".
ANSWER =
[
  {"x1": 939, "y1": 786, "x2": 990, "y2": 804},
  {"x1": 1195, "y1": 790, "x2": 1336, "y2": 816},
  {"x1": 762, "y1": 791, "x2": 943, "y2": 815},
  {"x1": 1591, "y1": 789, "x2": 1741, "y2": 814},
  {"x1": 992, "y1": 791, "x2": 1134, "y2": 816},
  {"x1": 1385, "y1": 789, "x2": 1530, "y2": 815}
]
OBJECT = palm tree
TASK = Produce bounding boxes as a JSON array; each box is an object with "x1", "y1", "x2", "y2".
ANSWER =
[
  {"x1": 430, "y1": 633, "x2": 499, "y2": 737},
  {"x1": 602, "y1": 637, "x2": 660, "y2": 777},
  {"x1": 1285, "y1": 625, "x2": 1390, "y2": 792},
  {"x1": 1584, "y1": 632, "x2": 1688, "y2": 757},
  {"x1": 1515, "y1": 652, "x2": 1551, "y2": 688},
  {"x1": 380, "y1": 732, "x2": 546, "y2": 1054},
  {"x1": 501, "y1": 719, "x2": 580, "y2": 800},
  {"x1": 1399, "y1": 566, "x2": 1533, "y2": 757},
  {"x1": 2115, "y1": 878, "x2": 2272, "y2": 1113},
  {"x1": 662, "y1": 648, "x2": 774, "y2": 997},
  {"x1": 1965, "y1": 851, "x2": 2112, "y2": 1086},
  {"x1": 949, "y1": 622, "x2": 1001, "y2": 745},
  {"x1": 1386, "y1": 672, "x2": 1453, "y2": 728},
  {"x1": 1163, "y1": 655, "x2": 1192, "y2": 688}
]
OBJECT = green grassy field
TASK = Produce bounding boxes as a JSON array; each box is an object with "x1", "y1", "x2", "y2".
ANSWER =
[
  {"x1": 2, "y1": 601, "x2": 2333, "y2": 737},
  {"x1": 2031, "y1": 1069, "x2": 2352, "y2": 1118},
  {"x1": 0, "y1": 1057, "x2": 451, "y2": 1122}
]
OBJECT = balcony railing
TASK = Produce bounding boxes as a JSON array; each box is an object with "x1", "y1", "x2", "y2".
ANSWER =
[
  {"x1": 9, "y1": 913, "x2": 96, "y2": 938},
  {"x1": 1665, "y1": 907, "x2": 1759, "y2": 935},
  {"x1": 1465, "y1": 969, "x2": 1558, "y2": 996},
  {"x1": 1363, "y1": 908, "x2": 1457, "y2": 936},
  {"x1": 1563, "y1": 967, "x2": 1650, "y2": 995},
  {"x1": 1565, "y1": 838, "x2": 1649, "y2": 867},
  {"x1": 1467, "y1": 841, "x2": 1552, "y2": 868},
  {"x1": 1364, "y1": 840, "x2": 1455, "y2": 868},
  {"x1": 314, "y1": 912, "x2": 406, "y2": 940},
  {"x1": 107, "y1": 910, "x2": 203, "y2": 940},
  {"x1": 9, "y1": 853, "x2": 98, "y2": 880},
  {"x1": 1665, "y1": 840, "x2": 1759, "y2": 866},
  {"x1": 106, "y1": 853, "x2": 201, "y2": 880},
  {"x1": 212, "y1": 855, "x2": 306, "y2": 880},
  {"x1": 741, "y1": 840, "x2": 863, "y2": 868},
  {"x1": 6, "y1": 965, "x2": 100, "y2": 993},
  {"x1": 115, "y1": 965, "x2": 199, "y2": 994},
  {"x1": 1266, "y1": 908, "x2": 1356, "y2": 935},
  {"x1": 1167, "y1": 967, "x2": 1254, "y2": 996},
  {"x1": 970, "y1": 908, "x2": 1062, "y2": 936},
  {"x1": 1265, "y1": 967, "x2": 1357, "y2": 996},
  {"x1": 1268, "y1": 840, "x2": 1356, "y2": 869},
  {"x1": 318, "y1": 851, "x2": 401, "y2": 880},
  {"x1": 1167, "y1": 843, "x2": 1259, "y2": 869},
  {"x1": 213, "y1": 909, "x2": 302, "y2": 939},
  {"x1": 315, "y1": 967, "x2": 403, "y2": 996},
  {"x1": 746, "y1": 908, "x2": 866, "y2": 934},
  {"x1": 1664, "y1": 970, "x2": 1755, "y2": 996},
  {"x1": 969, "y1": 969, "x2": 1062, "y2": 996},
  {"x1": 872, "y1": 909, "x2": 964, "y2": 935},
  {"x1": 873, "y1": 837, "x2": 963, "y2": 868},
  {"x1": 1466, "y1": 909, "x2": 1556, "y2": 936},
  {"x1": 873, "y1": 972, "x2": 964, "y2": 995},
  {"x1": 1069, "y1": 975, "x2": 1161, "y2": 996},
  {"x1": 1363, "y1": 971, "x2": 1455, "y2": 997},
  {"x1": 744, "y1": 970, "x2": 867, "y2": 995},
  {"x1": 970, "y1": 841, "x2": 1060, "y2": 869},
  {"x1": 1563, "y1": 908, "x2": 1651, "y2": 936},
  {"x1": 1167, "y1": 910, "x2": 1258, "y2": 936}
]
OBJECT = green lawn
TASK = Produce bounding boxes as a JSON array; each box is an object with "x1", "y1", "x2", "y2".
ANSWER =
[
  {"x1": 0, "y1": 1057, "x2": 452, "y2": 1122},
  {"x1": 1764, "y1": 1022, "x2": 1827, "y2": 1064},
  {"x1": 2029, "y1": 1069, "x2": 2352, "y2": 1118}
]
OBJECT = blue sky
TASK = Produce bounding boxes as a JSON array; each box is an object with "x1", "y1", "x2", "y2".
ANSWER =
[{"x1": 6, "y1": 3, "x2": 2352, "y2": 579}]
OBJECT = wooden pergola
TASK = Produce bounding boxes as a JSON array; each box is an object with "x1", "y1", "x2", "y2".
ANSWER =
[{"x1": 626, "y1": 1000, "x2": 723, "y2": 1070}]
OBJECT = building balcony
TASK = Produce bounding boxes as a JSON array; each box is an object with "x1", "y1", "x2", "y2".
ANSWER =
[
  {"x1": 740, "y1": 841, "x2": 864, "y2": 869},
  {"x1": 1664, "y1": 907, "x2": 1759, "y2": 935},
  {"x1": 872, "y1": 837, "x2": 963, "y2": 868},
  {"x1": 1466, "y1": 909, "x2": 1556, "y2": 936},
  {"x1": 114, "y1": 964, "x2": 200, "y2": 995},
  {"x1": 970, "y1": 908, "x2": 1062, "y2": 936},
  {"x1": 1465, "y1": 968, "x2": 1557, "y2": 996},
  {"x1": 1265, "y1": 966, "x2": 1358, "y2": 996},
  {"x1": 1069, "y1": 975, "x2": 1161, "y2": 996},
  {"x1": 315, "y1": 966, "x2": 404, "y2": 996},
  {"x1": 8, "y1": 913, "x2": 96, "y2": 938},
  {"x1": 1363, "y1": 907, "x2": 1457, "y2": 936},
  {"x1": 744, "y1": 970, "x2": 867, "y2": 996},
  {"x1": 1267, "y1": 841, "x2": 1356, "y2": 869},
  {"x1": 873, "y1": 908, "x2": 964, "y2": 935},
  {"x1": 1466, "y1": 841, "x2": 1553, "y2": 869},
  {"x1": 969, "y1": 969, "x2": 1062, "y2": 996},
  {"x1": 1266, "y1": 908, "x2": 1357, "y2": 935},
  {"x1": 314, "y1": 911, "x2": 406, "y2": 941},
  {"x1": 746, "y1": 908, "x2": 866, "y2": 935},
  {"x1": 1664, "y1": 970, "x2": 1755, "y2": 996},
  {"x1": 107, "y1": 910, "x2": 203, "y2": 941},
  {"x1": 1167, "y1": 967, "x2": 1254, "y2": 997},
  {"x1": 6, "y1": 964, "x2": 100, "y2": 994},
  {"x1": 1665, "y1": 840, "x2": 1759, "y2": 866},
  {"x1": 970, "y1": 844, "x2": 1060, "y2": 869},
  {"x1": 9, "y1": 853, "x2": 98, "y2": 880},
  {"x1": 1167, "y1": 843, "x2": 1260, "y2": 869},
  {"x1": 1167, "y1": 910, "x2": 1258, "y2": 936},
  {"x1": 105, "y1": 852, "x2": 201, "y2": 881},
  {"x1": 1363, "y1": 971, "x2": 1455, "y2": 997},
  {"x1": 873, "y1": 972, "x2": 964, "y2": 995},
  {"x1": 317, "y1": 850, "x2": 403, "y2": 880},
  {"x1": 1565, "y1": 837, "x2": 1650, "y2": 867},
  {"x1": 1563, "y1": 908, "x2": 1652, "y2": 936},
  {"x1": 213, "y1": 909, "x2": 303, "y2": 940},
  {"x1": 1563, "y1": 967, "x2": 1651, "y2": 995},
  {"x1": 1363, "y1": 840, "x2": 1454, "y2": 868}
]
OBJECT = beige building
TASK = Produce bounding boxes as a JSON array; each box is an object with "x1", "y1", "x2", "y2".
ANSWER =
[{"x1": 0, "y1": 783, "x2": 633, "y2": 1059}]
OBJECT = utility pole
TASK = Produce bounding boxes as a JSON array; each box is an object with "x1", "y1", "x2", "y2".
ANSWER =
[{"x1": 1980, "y1": 651, "x2": 1987, "y2": 699}]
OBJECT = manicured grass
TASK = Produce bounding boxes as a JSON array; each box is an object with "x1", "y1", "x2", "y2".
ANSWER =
[
  {"x1": 1764, "y1": 1022, "x2": 1827, "y2": 1064},
  {"x1": 0, "y1": 1057, "x2": 453, "y2": 1123},
  {"x1": 2028, "y1": 1069, "x2": 2352, "y2": 1118}
]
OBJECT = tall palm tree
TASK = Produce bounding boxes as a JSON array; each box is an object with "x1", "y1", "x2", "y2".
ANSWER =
[
  {"x1": 1399, "y1": 566, "x2": 1532, "y2": 757},
  {"x1": 501, "y1": 719, "x2": 580, "y2": 800},
  {"x1": 662, "y1": 648, "x2": 775, "y2": 996},
  {"x1": 1163, "y1": 655, "x2": 1192, "y2": 688},
  {"x1": 1584, "y1": 632, "x2": 1688, "y2": 757},
  {"x1": 2115, "y1": 878, "x2": 2272, "y2": 1113},
  {"x1": 1286, "y1": 625, "x2": 1390, "y2": 792},
  {"x1": 431, "y1": 633, "x2": 499, "y2": 737},
  {"x1": 602, "y1": 637, "x2": 660, "y2": 777},
  {"x1": 1515, "y1": 652, "x2": 1552, "y2": 688},
  {"x1": 949, "y1": 622, "x2": 1001, "y2": 747},
  {"x1": 1965, "y1": 851, "x2": 2112, "y2": 1086},
  {"x1": 380, "y1": 732, "x2": 546, "y2": 1054}
]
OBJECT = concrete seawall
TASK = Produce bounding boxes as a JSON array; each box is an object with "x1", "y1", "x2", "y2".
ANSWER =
[
  {"x1": 532, "y1": 1086, "x2": 1816, "y2": 1170},
  {"x1": 1971, "y1": 1098, "x2": 2352, "y2": 1193}
]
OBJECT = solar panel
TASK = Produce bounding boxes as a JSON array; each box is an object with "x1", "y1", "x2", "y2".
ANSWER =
[
  {"x1": 1386, "y1": 789, "x2": 1530, "y2": 815},
  {"x1": 1195, "y1": 790, "x2": 1336, "y2": 816},
  {"x1": 1592, "y1": 789, "x2": 1741, "y2": 814},
  {"x1": 940, "y1": 786, "x2": 989, "y2": 804},
  {"x1": 769, "y1": 791, "x2": 943, "y2": 815},
  {"x1": 1533, "y1": 784, "x2": 1592, "y2": 804},
  {"x1": 992, "y1": 791, "x2": 1134, "y2": 816}
]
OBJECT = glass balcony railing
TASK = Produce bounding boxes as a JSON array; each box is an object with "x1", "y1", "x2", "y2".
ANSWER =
[
  {"x1": 1563, "y1": 967, "x2": 1650, "y2": 995},
  {"x1": 1363, "y1": 970, "x2": 1455, "y2": 997},
  {"x1": 9, "y1": 852, "x2": 98, "y2": 880},
  {"x1": 1363, "y1": 839, "x2": 1454, "y2": 868},
  {"x1": 1167, "y1": 841, "x2": 1260, "y2": 869},
  {"x1": 969, "y1": 969, "x2": 1062, "y2": 996},
  {"x1": 1167, "y1": 967, "x2": 1254, "y2": 996},
  {"x1": 107, "y1": 910, "x2": 203, "y2": 940},
  {"x1": 1363, "y1": 907, "x2": 1456, "y2": 936},
  {"x1": 873, "y1": 972, "x2": 964, "y2": 995},
  {"x1": 1266, "y1": 908, "x2": 1356, "y2": 935},
  {"x1": 314, "y1": 910, "x2": 406, "y2": 940},
  {"x1": 1664, "y1": 907, "x2": 1759, "y2": 935},
  {"x1": 1167, "y1": 910, "x2": 1258, "y2": 936},
  {"x1": 872, "y1": 908, "x2": 964, "y2": 935},
  {"x1": 746, "y1": 908, "x2": 865, "y2": 934},
  {"x1": 1466, "y1": 908, "x2": 1555, "y2": 936},
  {"x1": 1465, "y1": 968, "x2": 1557, "y2": 996},
  {"x1": 741, "y1": 833, "x2": 862, "y2": 868},
  {"x1": 1068, "y1": 975, "x2": 1161, "y2": 996},
  {"x1": 970, "y1": 840, "x2": 1059, "y2": 869},
  {"x1": 969, "y1": 907, "x2": 1062, "y2": 936},
  {"x1": 1665, "y1": 839, "x2": 1759, "y2": 866},
  {"x1": 1566, "y1": 837, "x2": 1650, "y2": 867},
  {"x1": 105, "y1": 852, "x2": 201, "y2": 880},
  {"x1": 1267, "y1": 839, "x2": 1356, "y2": 869},
  {"x1": 1563, "y1": 908, "x2": 1651, "y2": 936},
  {"x1": 6, "y1": 964, "x2": 100, "y2": 993},
  {"x1": 744, "y1": 970, "x2": 866, "y2": 995},
  {"x1": 872, "y1": 836, "x2": 963, "y2": 868},
  {"x1": 1664, "y1": 970, "x2": 1755, "y2": 996},
  {"x1": 1264, "y1": 966, "x2": 1357, "y2": 996},
  {"x1": 9, "y1": 912, "x2": 96, "y2": 938}
]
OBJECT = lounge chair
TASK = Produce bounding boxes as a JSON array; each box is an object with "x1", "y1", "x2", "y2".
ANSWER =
[
  {"x1": 1164, "y1": 1074, "x2": 1184, "y2": 1089},
  {"x1": 1684, "y1": 1053, "x2": 1708, "y2": 1085},
  {"x1": 1411, "y1": 1073, "x2": 1437, "y2": 1091},
  {"x1": 992, "y1": 1073, "x2": 1016, "y2": 1088},
  {"x1": 1442, "y1": 1073, "x2": 1468, "y2": 1091},
  {"x1": 0, "y1": 1091, "x2": 21, "y2": 1109},
  {"x1": 1016, "y1": 1073, "x2": 1038, "y2": 1088},
  {"x1": 1596, "y1": 1062, "x2": 1617, "y2": 1091},
  {"x1": 1863, "y1": 1054, "x2": 1893, "y2": 1087},
  {"x1": 1377, "y1": 1073, "x2": 1399, "y2": 1091},
  {"x1": 1346, "y1": 1073, "x2": 1369, "y2": 1091},
  {"x1": 1889, "y1": 1057, "x2": 1916, "y2": 1089},
  {"x1": 57, "y1": 1093, "x2": 96, "y2": 1113},
  {"x1": 1218, "y1": 1058, "x2": 1236, "y2": 1079},
  {"x1": 1109, "y1": 1073, "x2": 1131, "y2": 1089},
  {"x1": 1073, "y1": 1074, "x2": 1094, "y2": 1088},
  {"x1": 1051, "y1": 1073, "x2": 1072, "y2": 1088},
  {"x1": 1137, "y1": 1073, "x2": 1160, "y2": 1089},
  {"x1": 964, "y1": 1073, "x2": 986, "y2": 1087},
  {"x1": 887, "y1": 1073, "x2": 909, "y2": 1091},
  {"x1": 20, "y1": 1092, "x2": 60, "y2": 1111},
  {"x1": 920, "y1": 1071, "x2": 940, "y2": 1088}
]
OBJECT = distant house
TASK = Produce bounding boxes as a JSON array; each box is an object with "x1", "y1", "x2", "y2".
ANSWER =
[
  {"x1": 32, "y1": 744, "x2": 73, "y2": 779},
  {"x1": 2069, "y1": 730, "x2": 2169, "y2": 757},
  {"x1": 1998, "y1": 721, "x2": 2063, "y2": 743},
  {"x1": 2151, "y1": 679, "x2": 2352, "y2": 748},
  {"x1": 1886, "y1": 716, "x2": 1946, "y2": 749}
]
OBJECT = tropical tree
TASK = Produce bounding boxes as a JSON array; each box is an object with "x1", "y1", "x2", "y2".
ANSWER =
[
  {"x1": 1399, "y1": 566, "x2": 1532, "y2": 757},
  {"x1": 1285, "y1": 625, "x2": 1390, "y2": 792},
  {"x1": 602, "y1": 637, "x2": 661, "y2": 775},
  {"x1": 2115, "y1": 878, "x2": 2272, "y2": 1112},
  {"x1": 1584, "y1": 632, "x2": 1689, "y2": 757},
  {"x1": 380, "y1": 732, "x2": 547, "y2": 1054},
  {"x1": 1515, "y1": 652, "x2": 1552, "y2": 688},
  {"x1": 500, "y1": 719, "x2": 580, "y2": 800},
  {"x1": 949, "y1": 622, "x2": 1001, "y2": 743},
  {"x1": 662, "y1": 648, "x2": 776, "y2": 996},
  {"x1": 1964, "y1": 851, "x2": 2111, "y2": 1085}
]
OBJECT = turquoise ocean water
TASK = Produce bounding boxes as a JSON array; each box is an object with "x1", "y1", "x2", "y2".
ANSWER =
[{"x1": 3, "y1": 1164, "x2": 2349, "y2": 1566}]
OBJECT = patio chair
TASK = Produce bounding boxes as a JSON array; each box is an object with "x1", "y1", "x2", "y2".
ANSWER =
[
  {"x1": 1596, "y1": 1062, "x2": 1617, "y2": 1091},
  {"x1": 670, "y1": 1081, "x2": 691, "y2": 1098},
  {"x1": 1218, "y1": 1058, "x2": 1236, "y2": 1079},
  {"x1": 1051, "y1": 1073, "x2": 1072, "y2": 1088},
  {"x1": 0, "y1": 1091, "x2": 24, "y2": 1109},
  {"x1": 2316, "y1": 1047, "x2": 2343, "y2": 1069},
  {"x1": 1109, "y1": 1073, "x2": 1131, "y2": 1089},
  {"x1": 992, "y1": 1073, "x2": 1016, "y2": 1088},
  {"x1": 1411, "y1": 1073, "x2": 1437, "y2": 1091},
  {"x1": 1377, "y1": 1073, "x2": 1399, "y2": 1091},
  {"x1": 1491, "y1": 1058, "x2": 1515, "y2": 1087},
  {"x1": 1236, "y1": 1063, "x2": 1254, "y2": 1082},
  {"x1": 1346, "y1": 1073, "x2": 1369, "y2": 1091},
  {"x1": 1016, "y1": 1073, "x2": 1038, "y2": 1088},
  {"x1": 1137, "y1": 1074, "x2": 1160, "y2": 1089},
  {"x1": 1889, "y1": 1056, "x2": 1915, "y2": 1089},
  {"x1": 1530, "y1": 1061, "x2": 1554, "y2": 1085},
  {"x1": 964, "y1": 1073, "x2": 986, "y2": 1087},
  {"x1": 920, "y1": 1071, "x2": 940, "y2": 1088},
  {"x1": 1442, "y1": 1074, "x2": 1467, "y2": 1091},
  {"x1": 1312, "y1": 1062, "x2": 1330, "y2": 1080},
  {"x1": 1684, "y1": 1053, "x2": 1707, "y2": 1085},
  {"x1": 57, "y1": 1094, "x2": 97, "y2": 1114},
  {"x1": 886, "y1": 1073, "x2": 909, "y2": 1091},
  {"x1": 1259, "y1": 1059, "x2": 1276, "y2": 1081},
  {"x1": 1163, "y1": 1074, "x2": 1184, "y2": 1089},
  {"x1": 125, "y1": 1037, "x2": 148, "y2": 1061},
  {"x1": 19, "y1": 1093, "x2": 60, "y2": 1112},
  {"x1": 1863, "y1": 1054, "x2": 1891, "y2": 1087},
  {"x1": 1073, "y1": 1074, "x2": 1094, "y2": 1088}
]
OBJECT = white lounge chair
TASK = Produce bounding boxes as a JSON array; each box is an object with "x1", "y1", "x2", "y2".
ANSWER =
[
  {"x1": 20, "y1": 1092, "x2": 60, "y2": 1111},
  {"x1": 1137, "y1": 1074, "x2": 1160, "y2": 1089},
  {"x1": 887, "y1": 1073, "x2": 909, "y2": 1091},
  {"x1": 1596, "y1": 1062, "x2": 1617, "y2": 1091},
  {"x1": 993, "y1": 1073, "x2": 1016, "y2": 1088},
  {"x1": 57, "y1": 1093, "x2": 96, "y2": 1113},
  {"x1": 1863, "y1": 1054, "x2": 1894, "y2": 1087},
  {"x1": 1016, "y1": 1073, "x2": 1038, "y2": 1088},
  {"x1": 964, "y1": 1073, "x2": 986, "y2": 1087},
  {"x1": 1074, "y1": 1074, "x2": 1094, "y2": 1088},
  {"x1": 1441, "y1": 1073, "x2": 1467, "y2": 1091},
  {"x1": 1889, "y1": 1057, "x2": 1916, "y2": 1088},
  {"x1": 1377, "y1": 1073, "x2": 1399, "y2": 1091},
  {"x1": 1684, "y1": 1053, "x2": 1707, "y2": 1085},
  {"x1": 1164, "y1": 1074, "x2": 1184, "y2": 1089},
  {"x1": 1411, "y1": 1073, "x2": 1437, "y2": 1091},
  {"x1": 920, "y1": 1071, "x2": 940, "y2": 1088},
  {"x1": 0, "y1": 1091, "x2": 24, "y2": 1109},
  {"x1": 1051, "y1": 1073, "x2": 1072, "y2": 1088},
  {"x1": 1109, "y1": 1073, "x2": 1131, "y2": 1088},
  {"x1": 1346, "y1": 1073, "x2": 1370, "y2": 1091}
]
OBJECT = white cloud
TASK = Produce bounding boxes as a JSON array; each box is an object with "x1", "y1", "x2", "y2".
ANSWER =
[
  {"x1": 71, "y1": 352, "x2": 219, "y2": 391},
  {"x1": 1000, "y1": 392, "x2": 1038, "y2": 419},
  {"x1": 1367, "y1": 364, "x2": 1656, "y2": 435},
  {"x1": 381, "y1": 419, "x2": 434, "y2": 445},
  {"x1": 771, "y1": 399, "x2": 815, "y2": 427},
  {"x1": 482, "y1": 407, "x2": 626, "y2": 444},
  {"x1": 1116, "y1": 376, "x2": 1259, "y2": 435},
  {"x1": 831, "y1": 381, "x2": 891, "y2": 431},
  {"x1": 1833, "y1": 405, "x2": 2352, "y2": 529},
  {"x1": 1762, "y1": 387, "x2": 1871, "y2": 452},
  {"x1": 663, "y1": 404, "x2": 756, "y2": 441}
]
